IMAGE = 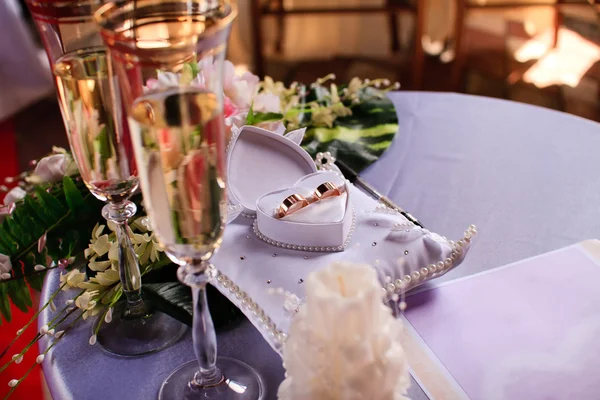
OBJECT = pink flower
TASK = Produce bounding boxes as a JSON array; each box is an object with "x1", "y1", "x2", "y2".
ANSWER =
[
  {"x1": 145, "y1": 79, "x2": 160, "y2": 92},
  {"x1": 223, "y1": 97, "x2": 239, "y2": 119},
  {"x1": 32, "y1": 154, "x2": 66, "y2": 183},
  {"x1": 158, "y1": 128, "x2": 182, "y2": 171},
  {"x1": 177, "y1": 150, "x2": 209, "y2": 239},
  {"x1": 3, "y1": 187, "x2": 25, "y2": 206},
  {"x1": 0, "y1": 253, "x2": 11, "y2": 276},
  {"x1": 214, "y1": 60, "x2": 259, "y2": 111}
]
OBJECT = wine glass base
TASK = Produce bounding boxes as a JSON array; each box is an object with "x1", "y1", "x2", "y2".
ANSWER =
[
  {"x1": 94, "y1": 302, "x2": 187, "y2": 357},
  {"x1": 158, "y1": 357, "x2": 265, "y2": 400}
]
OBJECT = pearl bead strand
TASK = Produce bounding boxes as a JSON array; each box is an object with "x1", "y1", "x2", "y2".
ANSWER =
[{"x1": 380, "y1": 224, "x2": 477, "y2": 298}]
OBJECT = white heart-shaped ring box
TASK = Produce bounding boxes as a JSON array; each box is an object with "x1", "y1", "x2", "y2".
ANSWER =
[{"x1": 227, "y1": 125, "x2": 353, "y2": 251}]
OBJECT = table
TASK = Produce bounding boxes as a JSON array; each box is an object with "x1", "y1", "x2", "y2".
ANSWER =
[{"x1": 39, "y1": 92, "x2": 600, "y2": 400}]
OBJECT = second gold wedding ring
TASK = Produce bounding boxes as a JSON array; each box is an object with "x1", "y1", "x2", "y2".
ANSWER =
[{"x1": 314, "y1": 181, "x2": 343, "y2": 200}]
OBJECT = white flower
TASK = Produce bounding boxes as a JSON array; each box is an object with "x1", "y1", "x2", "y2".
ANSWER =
[
  {"x1": 92, "y1": 234, "x2": 111, "y2": 257},
  {"x1": 158, "y1": 71, "x2": 180, "y2": 87},
  {"x1": 253, "y1": 93, "x2": 282, "y2": 114},
  {"x1": 3, "y1": 187, "x2": 25, "y2": 206},
  {"x1": 75, "y1": 290, "x2": 98, "y2": 310},
  {"x1": 59, "y1": 269, "x2": 86, "y2": 290},
  {"x1": 30, "y1": 154, "x2": 67, "y2": 184},
  {"x1": 347, "y1": 77, "x2": 363, "y2": 98},
  {"x1": 0, "y1": 254, "x2": 12, "y2": 275},
  {"x1": 93, "y1": 224, "x2": 105, "y2": 240},
  {"x1": 78, "y1": 268, "x2": 119, "y2": 289},
  {"x1": 107, "y1": 242, "x2": 118, "y2": 262},
  {"x1": 310, "y1": 104, "x2": 335, "y2": 128},
  {"x1": 330, "y1": 83, "x2": 340, "y2": 104},
  {"x1": 257, "y1": 121, "x2": 286, "y2": 135},
  {"x1": 88, "y1": 260, "x2": 111, "y2": 272},
  {"x1": 262, "y1": 76, "x2": 288, "y2": 97},
  {"x1": 91, "y1": 269, "x2": 119, "y2": 287}
]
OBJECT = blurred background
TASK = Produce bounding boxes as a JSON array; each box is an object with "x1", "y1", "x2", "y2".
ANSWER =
[{"x1": 2, "y1": 1, "x2": 600, "y2": 157}]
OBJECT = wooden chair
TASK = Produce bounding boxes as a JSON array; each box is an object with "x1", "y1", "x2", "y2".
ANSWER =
[
  {"x1": 452, "y1": 0, "x2": 599, "y2": 90},
  {"x1": 250, "y1": 0, "x2": 426, "y2": 88}
]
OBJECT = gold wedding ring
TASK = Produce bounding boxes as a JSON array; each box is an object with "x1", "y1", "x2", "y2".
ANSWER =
[
  {"x1": 275, "y1": 182, "x2": 345, "y2": 219},
  {"x1": 276, "y1": 194, "x2": 310, "y2": 218},
  {"x1": 313, "y1": 181, "x2": 344, "y2": 201}
]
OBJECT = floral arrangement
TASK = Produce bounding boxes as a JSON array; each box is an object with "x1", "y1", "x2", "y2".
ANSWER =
[
  {"x1": 152, "y1": 60, "x2": 400, "y2": 172},
  {"x1": 0, "y1": 66, "x2": 400, "y2": 397}
]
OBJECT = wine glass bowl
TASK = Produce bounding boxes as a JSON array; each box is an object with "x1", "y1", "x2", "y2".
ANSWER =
[
  {"x1": 129, "y1": 87, "x2": 226, "y2": 262},
  {"x1": 53, "y1": 46, "x2": 139, "y2": 204}
]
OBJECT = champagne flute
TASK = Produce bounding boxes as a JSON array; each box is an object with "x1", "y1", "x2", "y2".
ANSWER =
[
  {"x1": 26, "y1": 0, "x2": 186, "y2": 356},
  {"x1": 96, "y1": 1, "x2": 264, "y2": 398}
]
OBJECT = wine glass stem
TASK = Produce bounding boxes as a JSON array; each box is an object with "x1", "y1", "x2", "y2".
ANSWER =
[
  {"x1": 190, "y1": 266, "x2": 222, "y2": 387},
  {"x1": 102, "y1": 201, "x2": 146, "y2": 318}
]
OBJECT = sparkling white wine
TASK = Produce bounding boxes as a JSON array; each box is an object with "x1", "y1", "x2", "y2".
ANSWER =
[
  {"x1": 129, "y1": 87, "x2": 226, "y2": 259},
  {"x1": 53, "y1": 47, "x2": 138, "y2": 202}
]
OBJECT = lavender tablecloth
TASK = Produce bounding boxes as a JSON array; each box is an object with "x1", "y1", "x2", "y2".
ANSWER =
[{"x1": 39, "y1": 92, "x2": 600, "y2": 400}]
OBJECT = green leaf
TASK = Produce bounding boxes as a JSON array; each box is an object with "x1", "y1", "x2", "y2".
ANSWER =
[
  {"x1": 5, "y1": 217, "x2": 28, "y2": 248},
  {"x1": 0, "y1": 227, "x2": 19, "y2": 254},
  {"x1": 143, "y1": 282, "x2": 192, "y2": 326},
  {"x1": 94, "y1": 124, "x2": 114, "y2": 165},
  {"x1": 245, "y1": 103, "x2": 255, "y2": 125},
  {"x1": 251, "y1": 112, "x2": 284, "y2": 125},
  {"x1": 63, "y1": 176, "x2": 85, "y2": 213},
  {"x1": 25, "y1": 195, "x2": 53, "y2": 226},
  {"x1": 181, "y1": 62, "x2": 199, "y2": 85},
  {"x1": 0, "y1": 283, "x2": 11, "y2": 323},
  {"x1": 12, "y1": 207, "x2": 44, "y2": 241},
  {"x1": 143, "y1": 282, "x2": 243, "y2": 328},
  {"x1": 246, "y1": 103, "x2": 284, "y2": 127},
  {"x1": 6, "y1": 280, "x2": 32, "y2": 313},
  {"x1": 35, "y1": 187, "x2": 67, "y2": 220},
  {"x1": 0, "y1": 230, "x2": 12, "y2": 254},
  {"x1": 26, "y1": 271, "x2": 46, "y2": 292}
]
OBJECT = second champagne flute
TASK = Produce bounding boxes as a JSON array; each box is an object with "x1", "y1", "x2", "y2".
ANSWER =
[{"x1": 96, "y1": 0, "x2": 264, "y2": 398}]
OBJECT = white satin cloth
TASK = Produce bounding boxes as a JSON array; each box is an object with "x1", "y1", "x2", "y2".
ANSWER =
[{"x1": 214, "y1": 182, "x2": 470, "y2": 352}]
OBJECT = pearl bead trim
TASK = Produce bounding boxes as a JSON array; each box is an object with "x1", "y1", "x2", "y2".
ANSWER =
[
  {"x1": 381, "y1": 224, "x2": 477, "y2": 298},
  {"x1": 252, "y1": 207, "x2": 356, "y2": 252},
  {"x1": 214, "y1": 270, "x2": 288, "y2": 349}
]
